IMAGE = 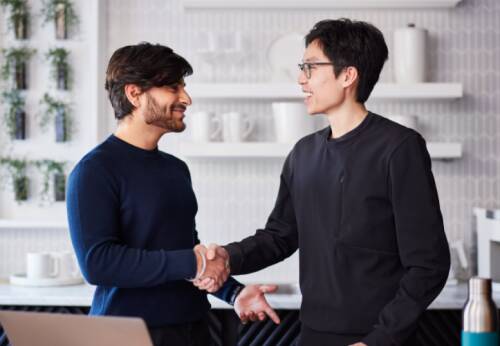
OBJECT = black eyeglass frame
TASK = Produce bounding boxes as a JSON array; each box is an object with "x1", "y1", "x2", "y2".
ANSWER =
[{"x1": 298, "y1": 62, "x2": 335, "y2": 79}]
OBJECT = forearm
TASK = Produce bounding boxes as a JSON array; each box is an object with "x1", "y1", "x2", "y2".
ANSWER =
[
  {"x1": 78, "y1": 242, "x2": 197, "y2": 287},
  {"x1": 225, "y1": 225, "x2": 298, "y2": 275}
]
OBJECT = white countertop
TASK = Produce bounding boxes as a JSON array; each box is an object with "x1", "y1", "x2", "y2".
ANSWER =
[{"x1": 1, "y1": 280, "x2": 496, "y2": 310}]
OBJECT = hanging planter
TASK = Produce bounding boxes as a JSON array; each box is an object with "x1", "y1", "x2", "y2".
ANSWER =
[
  {"x1": 34, "y1": 159, "x2": 66, "y2": 203},
  {"x1": 53, "y1": 172, "x2": 65, "y2": 201},
  {"x1": 13, "y1": 176, "x2": 28, "y2": 201},
  {"x1": 39, "y1": 93, "x2": 72, "y2": 142},
  {"x1": 41, "y1": 0, "x2": 78, "y2": 40},
  {"x1": 0, "y1": 0, "x2": 29, "y2": 40},
  {"x1": 0, "y1": 157, "x2": 29, "y2": 202},
  {"x1": 54, "y1": 107, "x2": 67, "y2": 142},
  {"x1": 2, "y1": 89, "x2": 27, "y2": 140},
  {"x1": 46, "y1": 48, "x2": 70, "y2": 90},
  {"x1": 1, "y1": 47, "x2": 35, "y2": 90}
]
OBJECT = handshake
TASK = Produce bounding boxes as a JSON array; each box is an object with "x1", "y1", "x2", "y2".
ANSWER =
[{"x1": 191, "y1": 244, "x2": 230, "y2": 292}]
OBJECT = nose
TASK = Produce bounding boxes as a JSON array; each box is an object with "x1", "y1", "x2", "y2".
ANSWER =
[
  {"x1": 297, "y1": 69, "x2": 307, "y2": 85},
  {"x1": 180, "y1": 88, "x2": 192, "y2": 106}
]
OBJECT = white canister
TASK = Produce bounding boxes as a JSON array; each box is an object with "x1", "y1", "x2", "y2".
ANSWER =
[
  {"x1": 393, "y1": 23, "x2": 428, "y2": 84},
  {"x1": 272, "y1": 102, "x2": 316, "y2": 143}
]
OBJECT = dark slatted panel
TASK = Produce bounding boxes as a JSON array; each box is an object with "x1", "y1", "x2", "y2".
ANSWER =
[
  {"x1": 416, "y1": 310, "x2": 462, "y2": 346},
  {"x1": 237, "y1": 311, "x2": 300, "y2": 346},
  {"x1": 0, "y1": 306, "x2": 488, "y2": 346}
]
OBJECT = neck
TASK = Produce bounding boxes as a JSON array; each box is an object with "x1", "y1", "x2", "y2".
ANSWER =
[
  {"x1": 114, "y1": 115, "x2": 165, "y2": 150},
  {"x1": 325, "y1": 101, "x2": 368, "y2": 139}
]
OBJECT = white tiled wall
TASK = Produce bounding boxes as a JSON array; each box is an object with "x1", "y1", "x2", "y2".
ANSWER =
[{"x1": 1, "y1": 0, "x2": 499, "y2": 283}]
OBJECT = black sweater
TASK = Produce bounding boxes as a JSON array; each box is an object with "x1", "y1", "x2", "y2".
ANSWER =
[{"x1": 225, "y1": 112, "x2": 450, "y2": 345}]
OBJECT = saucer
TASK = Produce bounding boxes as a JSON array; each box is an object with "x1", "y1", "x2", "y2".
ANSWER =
[{"x1": 9, "y1": 273, "x2": 83, "y2": 287}]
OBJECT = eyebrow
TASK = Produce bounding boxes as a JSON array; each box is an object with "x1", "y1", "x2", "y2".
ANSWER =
[{"x1": 303, "y1": 57, "x2": 321, "y2": 63}]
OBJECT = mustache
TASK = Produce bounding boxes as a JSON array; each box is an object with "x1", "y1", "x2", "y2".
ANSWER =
[{"x1": 171, "y1": 103, "x2": 186, "y2": 112}]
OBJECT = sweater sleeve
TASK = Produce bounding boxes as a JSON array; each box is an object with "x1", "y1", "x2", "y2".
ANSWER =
[
  {"x1": 224, "y1": 155, "x2": 299, "y2": 274},
  {"x1": 66, "y1": 159, "x2": 197, "y2": 288},
  {"x1": 362, "y1": 134, "x2": 450, "y2": 346}
]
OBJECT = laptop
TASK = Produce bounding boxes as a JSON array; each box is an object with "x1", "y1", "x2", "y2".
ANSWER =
[{"x1": 0, "y1": 310, "x2": 153, "y2": 346}]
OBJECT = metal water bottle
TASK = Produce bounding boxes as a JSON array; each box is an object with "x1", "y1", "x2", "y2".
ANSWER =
[{"x1": 462, "y1": 277, "x2": 499, "y2": 345}]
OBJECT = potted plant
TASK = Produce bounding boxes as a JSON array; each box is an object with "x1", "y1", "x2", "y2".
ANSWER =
[
  {"x1": 0, "y1": 157, "x2": 29, "y2": 201},
  {"x1": 41, "y1": 0, "x2": 78, "y2": 40},
  {"x1": 34, "y1": 159, "x2": 66, "y2": 202},
  {"x1": 0, "y1": 0, "x2": 29, "y2": 39},
  {"x1": 39, "y1": 93, "x2": 71, "y2": 142},
  {"x1": 46, "y1": 48, "x2": 70, "y2": 90},
  {"x1": 1, "y1": 47, "x2": 36, "y2": 90},
  {"x1": 2, "y1": 89, "x2": 26, "y2": 140}
]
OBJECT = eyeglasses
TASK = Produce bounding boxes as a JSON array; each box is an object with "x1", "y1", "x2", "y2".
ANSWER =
[{"x1": 298, "y1": 62, "x2": 335, "y2": 79}]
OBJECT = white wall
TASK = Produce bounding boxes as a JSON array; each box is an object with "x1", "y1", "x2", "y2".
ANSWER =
[{"x1": 0, "y1": 0, "x2": 499, "y2": 283}]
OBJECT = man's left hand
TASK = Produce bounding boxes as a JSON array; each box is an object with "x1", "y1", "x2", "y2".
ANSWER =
[{"x1": 234, "y1": 284, "x2": 280, "y2": 324}]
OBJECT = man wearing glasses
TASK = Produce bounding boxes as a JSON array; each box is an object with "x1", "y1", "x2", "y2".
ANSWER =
[{"x1": 196, "y1": 19, "x2": 450, "y2": 346}]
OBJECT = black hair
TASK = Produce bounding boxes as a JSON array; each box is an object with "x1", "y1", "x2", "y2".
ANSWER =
[
  {"x1": 305, "y1": 18, "x2": 388, "y2": 103},
  {"x1": 105, "y1": 42, "x2": 193, "y2": 119}
]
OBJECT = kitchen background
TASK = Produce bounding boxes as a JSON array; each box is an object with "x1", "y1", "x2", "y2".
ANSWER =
[{"x1": 0, "y1": 0, "x2": 498, "y2": 286}]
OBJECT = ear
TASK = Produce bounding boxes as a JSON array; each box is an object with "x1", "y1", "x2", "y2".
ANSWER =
[
  {"x1": 124, "y1": 84, "x2": 143, "y2": 108},
  {"x1": 341, "y1": 66, "x2": 359, "y2": 88}
]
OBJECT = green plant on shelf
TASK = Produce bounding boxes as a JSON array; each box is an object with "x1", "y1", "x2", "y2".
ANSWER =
[
  {"x1": 34, "y1": 159, "x2": 66, "y2": 202},
  {"x1": 0, "y1": 0, "x2": 29, "y2": 39},
  {"x1": 40, "y1": 0, "x2": 78, "y2": 40},
  {"x1": 1, "y1": 89, "x2": 26, "y2": 140},
  {"x1": 1, "y1": 46, "x2": 36, "y2": 89},
  {"x1": 39, "y1": 93, "x2": 72, "y2": 142},
  {"x1": 46, "y1": 47, "x2": 71, "y2": 90},
  {"x1": 0, "y1": 157, "x2": 29, "y2": 202}
]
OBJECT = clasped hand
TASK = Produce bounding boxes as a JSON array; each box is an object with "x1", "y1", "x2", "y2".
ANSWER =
[{"x1": 192, "y1": 244, "x2": 229, "y2": 292}]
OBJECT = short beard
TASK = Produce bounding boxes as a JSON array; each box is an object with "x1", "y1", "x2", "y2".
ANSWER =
[{"x1": 143, "y1": 93, "x2": 185, "y2": 132}]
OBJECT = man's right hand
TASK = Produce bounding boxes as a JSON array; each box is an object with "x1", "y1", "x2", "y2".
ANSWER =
[{"x1": 193, "y1": 244, "x2": 229, "y2": 291}]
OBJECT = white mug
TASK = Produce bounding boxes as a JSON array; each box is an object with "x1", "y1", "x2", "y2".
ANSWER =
[
  {"x1": 190, "y1": 111, "x2": 222, "y2": 142},
  {"x1": 272, "y1": 102, "x2": 316, "y2": 143},
  {"x1": 222, "y1": 112, "x2": 254, "y2": 142},
  {"x1": 26, "y1": 252, "x2": 58, "y2": 280},
  {"x1": 51, "y1": 251, "x2": 81, "y2": 280}
]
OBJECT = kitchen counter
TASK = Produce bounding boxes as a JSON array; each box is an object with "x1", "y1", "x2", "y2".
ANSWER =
[{"x1": 0, "y1": 280, "x2": 495, "y2": 310}]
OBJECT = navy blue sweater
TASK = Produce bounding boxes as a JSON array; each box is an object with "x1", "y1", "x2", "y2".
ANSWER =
[{"x1": 67, "y1": 135, "x2": 241, "y2": 327}]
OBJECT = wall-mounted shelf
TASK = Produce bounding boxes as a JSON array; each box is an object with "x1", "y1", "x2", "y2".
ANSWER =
[
  {"x1": 0, "y1": 220, "x2": 68, "y2": 231},
  {"x1": 180, "y1": 142, "x2": 462, "y2": 160},
  {"x1": 187, "y1": 83, "x2": 463, "y2": 101},
  {"x1": 183, "y1": 0, "x2": 462, "y2": 9}
]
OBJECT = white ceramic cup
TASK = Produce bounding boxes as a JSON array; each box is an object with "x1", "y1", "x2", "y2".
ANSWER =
[
  {"x1": 26, "y1": 252, "x2": 58, "y2": 280},
  {"x1": 51, "y1": 251, "x2": 80, "y2": 280},
  {"x1": 272, "y1": 102, "x2": 316, "y2": 143},
  {"x1": 190, "y1": 111, "x2": 222, "y2": 142},
  {"x1": 222, "y1": 112, "x2": 254, "y2": 142}
]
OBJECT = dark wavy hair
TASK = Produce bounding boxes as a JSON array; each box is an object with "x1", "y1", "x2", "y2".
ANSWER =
[
  {"x1": 305, "y1": 18, "x2": 388, "y2": 103},
  {"x1": 105, "y1": 42, "x2": 193, "y2": 119}
]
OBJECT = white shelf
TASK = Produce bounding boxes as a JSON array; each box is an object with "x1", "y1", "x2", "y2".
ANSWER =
[
  {"x1": 187, "y1": 83, "x2": 463, "y2": 100},
  {"x1": 183, "y1": 0, "x2": 462, "y2": 9},
  {"x1": 180, "y1": 142, "x2": 462, "y2": 160},
  {"x1": 0, "y1": 220, "x2": 68, "y2": 231}
]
